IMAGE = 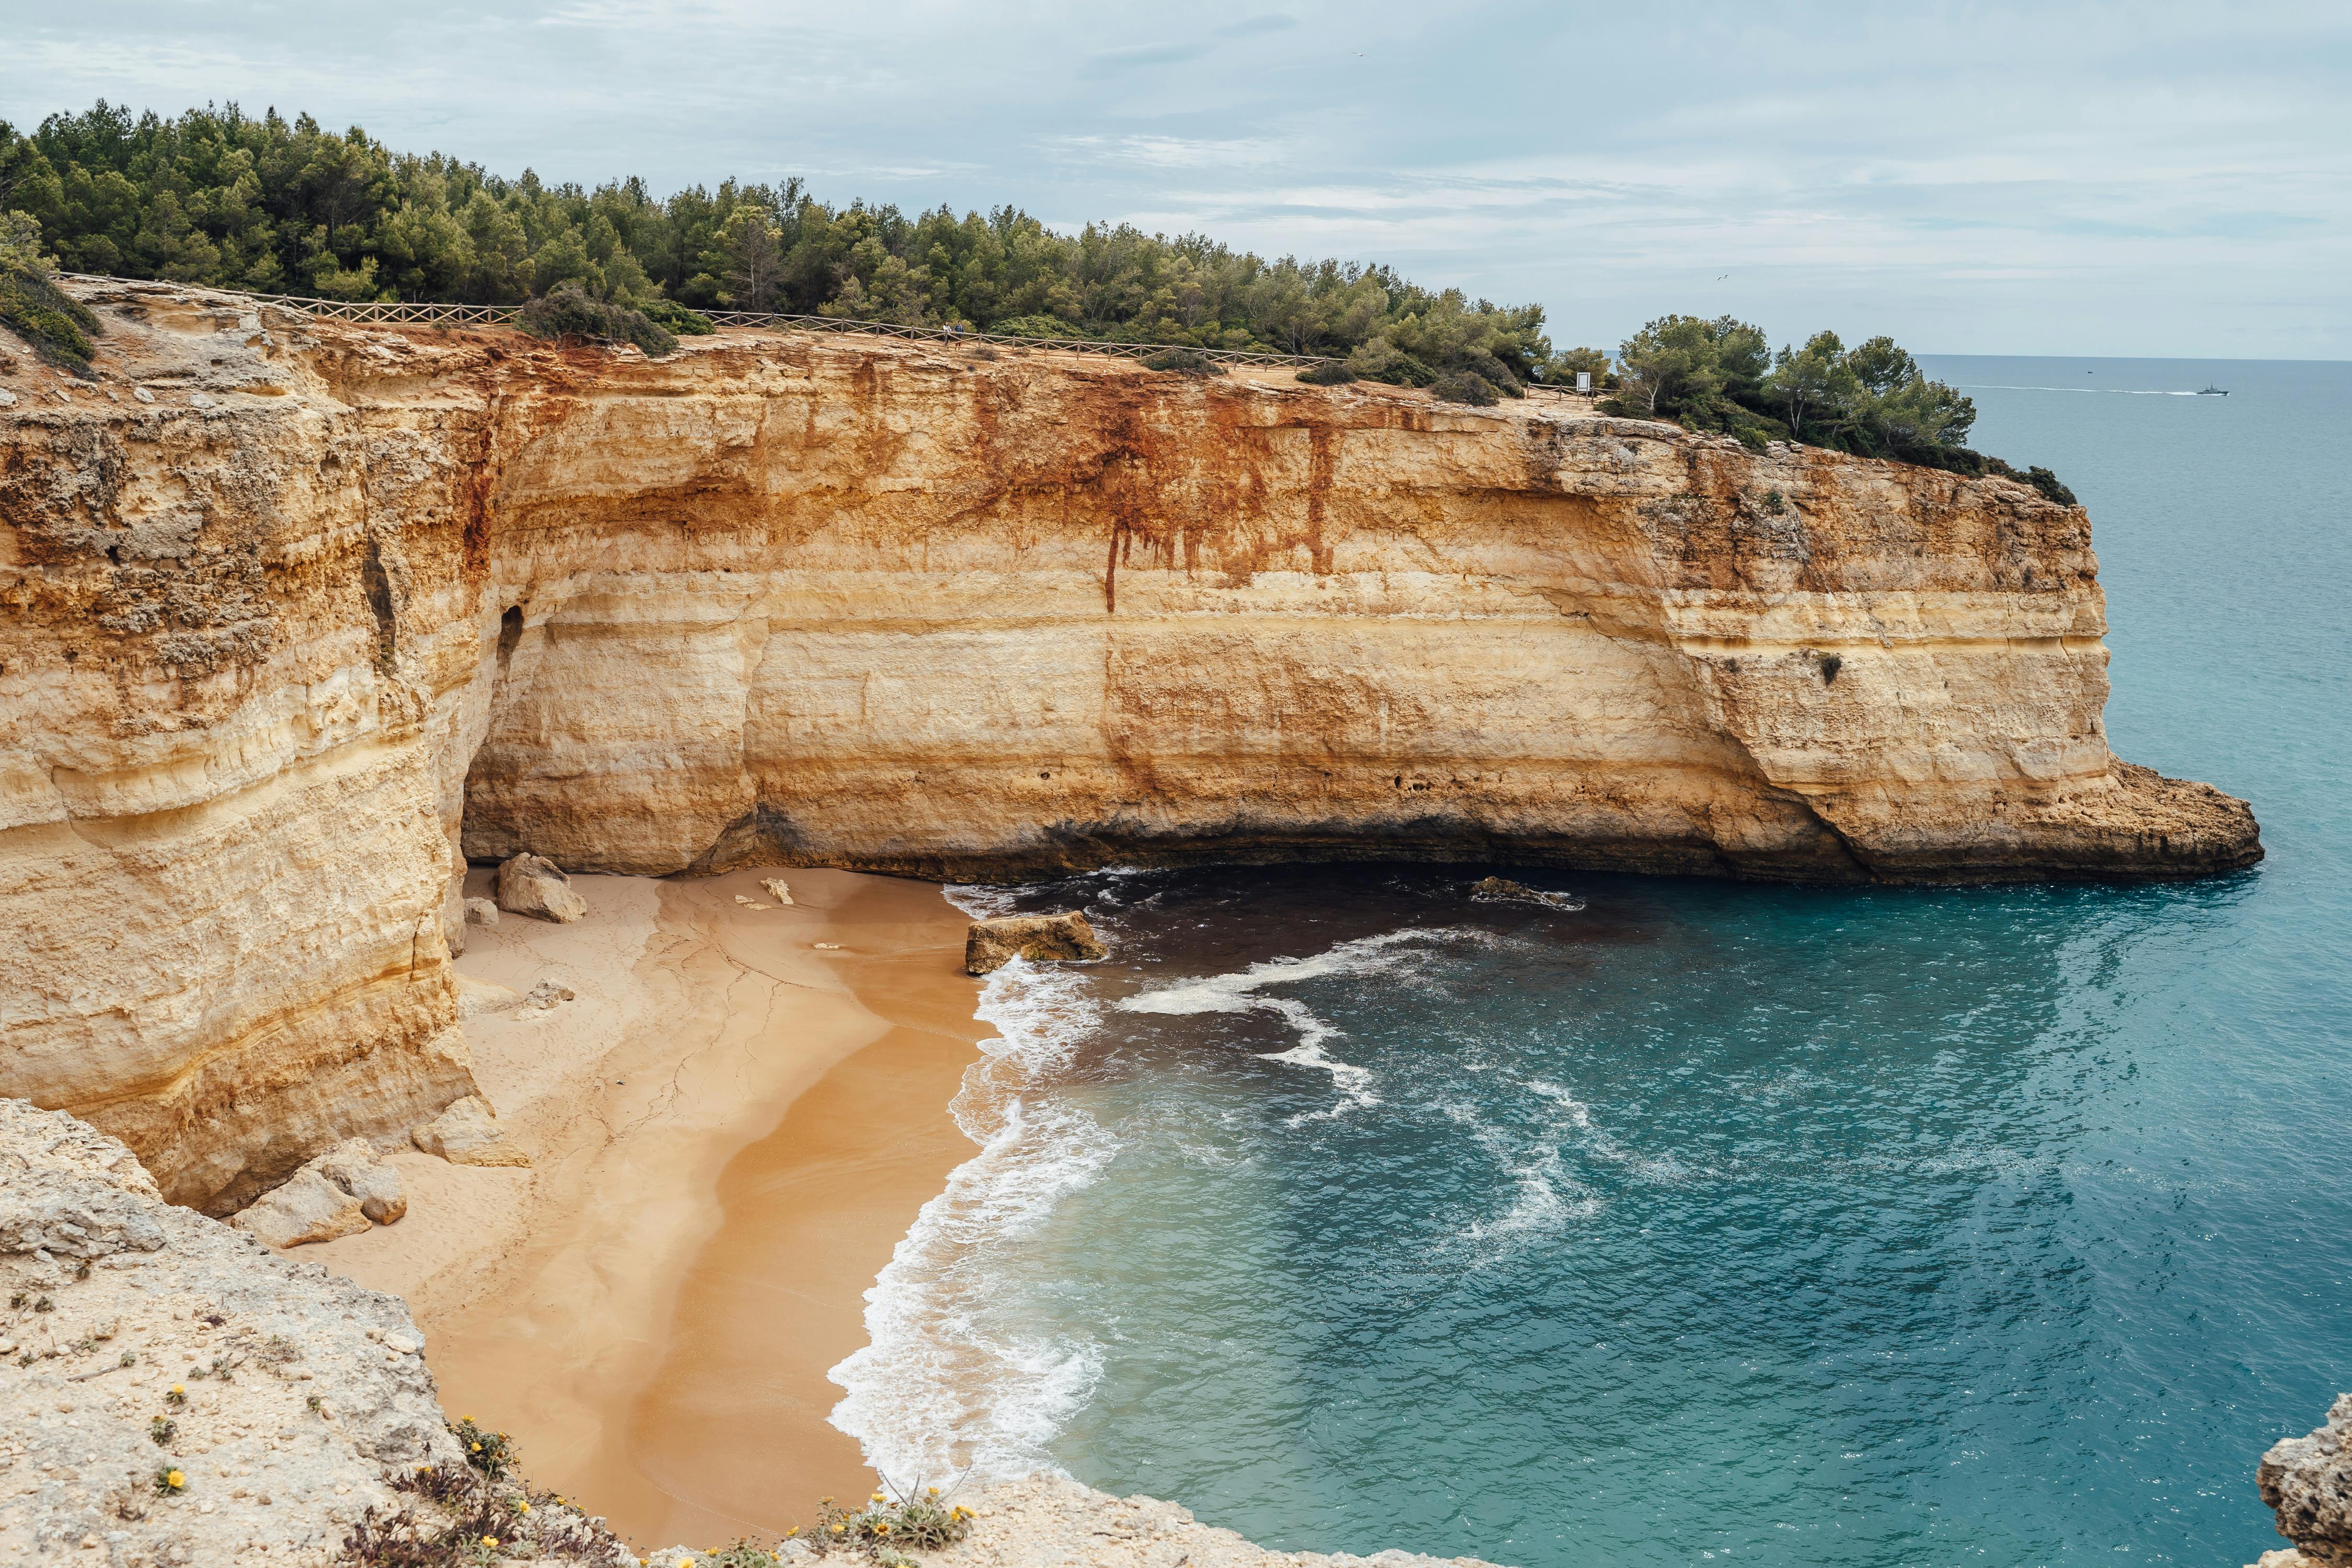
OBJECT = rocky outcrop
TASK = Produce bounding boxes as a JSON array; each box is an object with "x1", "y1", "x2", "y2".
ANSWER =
[
  {"x1": 965, "y1": 913, "x2": 1110, "y2": 974},
  {"x1": 2255, "y1": 1393, "x2": 2352, "y2": 1566},
  {"x1": 1468, "y1": 875, "x2": 1582, "y2": 909},
  {"x1": 0, "y1": 1100, "x2": 462, "y2": 1564},
  {"x1": 495, "y1": 852, "x2": 585, "y2": 923},
  {"x1": 918, "y1": 1476, "x2": 1506, "y2": 1568},
  {"x1": 0, "y1": 280, "x2": 2259, "y2": 1208}
]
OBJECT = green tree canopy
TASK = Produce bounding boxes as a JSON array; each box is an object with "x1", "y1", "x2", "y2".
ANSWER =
[{"x1": 0, "y1": 100, "x2": 1550, "y2": 387}]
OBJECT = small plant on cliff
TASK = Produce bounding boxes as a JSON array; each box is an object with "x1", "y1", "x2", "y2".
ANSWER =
[
  {"x1": 0, "y1": 209, "x2": 101, "y2": 375},
  {"x1": 1296, "y1": 360, "x2": 1357, "y2": 385},
  {"x1": 149, "y1": 1415, "x2": 177, "y2": 1446},
  {"x1": 804, "y1": 1481, "x2": 975, "y2": 1559},
  {"x1": 452, "y1": 1416, "x2": 517, "y2": 1480},
  {"x1": 154, "y1": 1467, "x2": 185, "y2": 1496},
  {"x1": 517, "y1": 281, "x2": 678, "y2": 359}
]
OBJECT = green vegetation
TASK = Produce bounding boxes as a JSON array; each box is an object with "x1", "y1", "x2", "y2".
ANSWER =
[
  {"x1": 1601, "y1": 313, "x2": 2073, "y2": 494},
  {"x1": 0, "y1": 210, "x2": 102, "y2": 372},
  {"x1": 1, "y1": 99, "x2": 2072, "y2": 493},
  {"x1": 1138, "y1": 346, "x2": 1226, "y2": 376},
  {"x1": 516, "y1": 280, "x2": 676, "y2": 356},
  {"x1": 0, "y1": 99, "x2": 1545, "y2": 387}
]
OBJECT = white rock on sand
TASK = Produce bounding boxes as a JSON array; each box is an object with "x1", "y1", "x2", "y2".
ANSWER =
[
  {"x1": 495, "y1": 852, "x2": 587, "y2": 923},
  {"x1": 231, "y1": 1167, "x2": 370, "y2": 1248},
  {"x1": 231, "y1": 1138, "x2": 407, "y2": 1248},
  {"x1": 762, "y1": 877, "x2": 795, "y2": 905},
  {"x1": 411, "y1": 1096, "x2": 533, "y2": 1168}
]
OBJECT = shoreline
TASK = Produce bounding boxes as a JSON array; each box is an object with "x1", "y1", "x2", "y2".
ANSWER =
[{"x1": 313, "y1": 863, "x2": 985, "y2": 1548}]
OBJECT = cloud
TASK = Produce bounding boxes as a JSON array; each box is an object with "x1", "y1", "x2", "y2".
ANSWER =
[
  {"x1": 3, "y1": 0, "x2": 2347, "y2": 355},
  {"x1": 1083, "y1": 41, "x2": 1215, "y2": 74}
]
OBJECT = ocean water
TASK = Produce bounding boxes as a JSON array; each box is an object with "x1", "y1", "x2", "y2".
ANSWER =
[{"x1": 831, "y1": 356, "x2": 2352, "y2": 1567}]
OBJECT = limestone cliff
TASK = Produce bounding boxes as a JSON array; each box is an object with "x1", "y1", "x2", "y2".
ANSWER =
[{"x1": 0, "y1": 280, "x2": 2258, "y2": 1207}]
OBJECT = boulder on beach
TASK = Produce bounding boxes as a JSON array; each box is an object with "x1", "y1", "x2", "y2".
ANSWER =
[
  {"x1": 232, "y1": 1168, "x2": 369, "y2": 1248},
  {"x1": 463, "y1": 896, "x2": 500, "y2": 927},
  {"x1": 411, "y1": 1095, "x2": 533, "y2": 1167},
  {"x1": 496, "y1": 851, "x2": 586, "y2": 923},
  {"x1": 230, "y1": 1136, "x2": 407, "y2": 1247},
  {"x1": 965, "y1": 912, "x2": 1109, "y2": 975},
  {"x1": 314, "y1": 1137, "x2": 407, "y2": 1225}
]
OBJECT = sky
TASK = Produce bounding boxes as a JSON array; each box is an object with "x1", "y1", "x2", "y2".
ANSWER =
[{"x1": 4, "y1": 0, "x2": 2349, "y2": 358}]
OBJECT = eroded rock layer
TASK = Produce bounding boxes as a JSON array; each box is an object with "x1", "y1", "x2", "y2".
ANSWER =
[{"x1": 0, "y1": 280, "x2": 2259, "y2": 1204}]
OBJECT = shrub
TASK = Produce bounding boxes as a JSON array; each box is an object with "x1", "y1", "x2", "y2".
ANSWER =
[
  {"x1": 0, "y1": 211, "x2": 101, "y2": 374},
  {"x1": 516, "y1": 282, "x2": 677, "y2": 358},
  {"x1": 1296, "y1": 360, "x2": 1356, "y2": 385},
  {"x1": 451, "y1": 1416, "x2": 517, "y2": 1480},
  {"x1": 1139, "y1": 346, "x2": 1226, "y2": 376},
  {"x1": 2026, "y1": 467, "x2": 2075, "y2": 505},
  {"x1": 638, "y1": 298, "x2": 715, "y2": 335},
  {"x1": 808, "y1": 1484, "x2": 976, "y2": 1558},
  {"x1": 1430, "y1": 371, "x2": 1500, "y2": 406}
]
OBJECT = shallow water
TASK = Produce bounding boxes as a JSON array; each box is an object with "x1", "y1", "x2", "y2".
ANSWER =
[{"x1": 834, "y1": 355, "x2": 2352, "y2": 1567}]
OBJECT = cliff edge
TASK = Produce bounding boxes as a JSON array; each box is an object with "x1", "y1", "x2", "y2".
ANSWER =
[{"x1": 0, "y1": 280, "x2": 2258, "y2": 1205}]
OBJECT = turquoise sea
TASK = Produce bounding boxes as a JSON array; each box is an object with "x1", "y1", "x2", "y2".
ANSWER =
[{"x1": 831, "y1": 356, "x2": 2352, "y2": 1567}]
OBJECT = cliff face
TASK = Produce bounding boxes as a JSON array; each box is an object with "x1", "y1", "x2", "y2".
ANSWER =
[{"x1": 0, "y1": 280, "x2": 2258, "y2": 1206}]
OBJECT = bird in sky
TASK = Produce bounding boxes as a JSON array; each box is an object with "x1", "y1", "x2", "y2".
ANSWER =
[{"x1": 1716, "y1": 273, "x2": 1730, "y2": 281}]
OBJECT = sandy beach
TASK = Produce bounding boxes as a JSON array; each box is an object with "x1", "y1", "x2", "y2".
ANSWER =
[{"x1": 313, "y1": 864, "x2": 983, "y2": 1550}]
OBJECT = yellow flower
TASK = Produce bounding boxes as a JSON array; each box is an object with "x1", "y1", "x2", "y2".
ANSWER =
[
  {"x1": 928, "y1": 1487, "x2": 939, "y2": 1496},
  {"x1": 519, "y1": 1501, "x2": 532, "y2": 1513},
  {"x1": 171, "y1": 1385, "x2": 184, "y2": 1395},
  {"x1": 166, "y1": 1470, "x2": 186, "y2": 1489},
  {"x1": 832, "y1": 1525, "x2": 846, "y2": 1535},
  {"x1": 482, "y1": 1536, "x2": 498, "y2": 1549},
  {"x1": 872, "y1": 1492, "x2": 887, "y2": 1503},
  {"x1": 875, "y1": 1523, "x2": 891, "y2": 1535},
  {"x1": 472, "y1": 1442, "x2": 483, "y2": 1451},
  {"x1": 785, "y1": 1527, "x2": 800, "y2": 1539}
]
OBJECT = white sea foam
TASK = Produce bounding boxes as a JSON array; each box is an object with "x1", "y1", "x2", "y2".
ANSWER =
[
  {"x1": 827, "y1": 912, "x2": 1115, "y2": 1486},
  {"x1": 833, "y1": 908, "x2": 1482, "y2": 1482},
  {"x1": 1116, "y1": 927, "x2": 1472, "y2": 1125}
]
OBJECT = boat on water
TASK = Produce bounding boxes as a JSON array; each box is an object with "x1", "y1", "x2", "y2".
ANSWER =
[{"x1": 2199, "y1": 384, "x2": 2230, "y2": 395}]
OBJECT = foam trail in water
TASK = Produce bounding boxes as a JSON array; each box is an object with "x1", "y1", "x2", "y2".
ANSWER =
[
  {"x1": 828, "y1": 891, "x2": 1116, "y2": 1486},
  {"x1": 1117, "y1": 927, "x2": 1473, "y2": 1124},
  {"x1": 1950, "y1": 383, "x2": 2203, "y2": 396}
]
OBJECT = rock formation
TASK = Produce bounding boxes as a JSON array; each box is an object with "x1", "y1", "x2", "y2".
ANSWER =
[
  {"x1": 409, "y1": 1097, "x2": 529, "y2": 1168},
  {"x1": 2254, "y1": 1393, "x2": 2352, "y2": 1566},
  {"x1": 0, "y1": 1100, "x2": 457, "y2": 1562},
  {"x1": 0, "y1": 1099, "x2": 626, "y2": 1565},
  {"x1": 0, "y1": 279, "x2": 2260, "y2": 1207},
  {"x1": 1468, "y1": 875, "x2": 1583, "y2": 909},
  {"x1": 494, "y1": 852, "x2": 585, "y2": 924},
  {"x1": 231, "y1": 1137, "x2": 408, "y2": 1248},
  {"x1": 965, "y1": 913, "x2": 1111, "y2": 974}
]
